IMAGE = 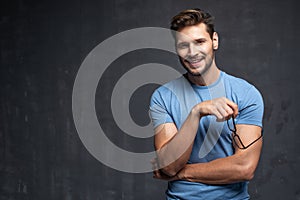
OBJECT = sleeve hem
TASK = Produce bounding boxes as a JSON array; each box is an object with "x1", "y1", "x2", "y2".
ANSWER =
[{"x1": 236, "y1": 120, "x2": 263, "y2": 128}]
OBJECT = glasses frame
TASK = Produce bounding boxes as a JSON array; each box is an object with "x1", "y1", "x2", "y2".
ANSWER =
[{"x1": 226, "y1": 104, "x2": 263, "y2": 150}]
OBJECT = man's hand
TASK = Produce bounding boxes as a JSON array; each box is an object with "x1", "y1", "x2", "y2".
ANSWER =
[{"x1": 195, "y1": 97, "x2": 239, "y2": 121}]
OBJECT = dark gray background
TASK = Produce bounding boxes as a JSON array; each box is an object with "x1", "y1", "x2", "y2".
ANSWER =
[{"x1": 1, "y1": 0, "x2": 300, "y2": 199}]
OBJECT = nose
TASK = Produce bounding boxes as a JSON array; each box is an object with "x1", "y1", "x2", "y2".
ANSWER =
[{"x1": 188, "y1": 43, "x2": 198, "y2": 57}]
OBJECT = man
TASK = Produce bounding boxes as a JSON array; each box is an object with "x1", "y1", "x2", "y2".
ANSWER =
[{"x1": 149, "y1": 8, "x2": 264, "y2": 199}]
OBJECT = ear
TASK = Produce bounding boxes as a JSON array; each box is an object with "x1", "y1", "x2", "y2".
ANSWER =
[{"x1": 212, "y1": 32, "x2": 219, "y2": 50}]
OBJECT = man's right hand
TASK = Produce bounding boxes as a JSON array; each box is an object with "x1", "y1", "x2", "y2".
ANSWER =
[{"x1": 193, "y1": 97, "x2": 239, "y2": 121}]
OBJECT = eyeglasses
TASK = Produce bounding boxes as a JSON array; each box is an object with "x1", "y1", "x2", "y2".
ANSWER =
[{"x1": 226, "y1": 104, "x2": 263, "y2": 150}]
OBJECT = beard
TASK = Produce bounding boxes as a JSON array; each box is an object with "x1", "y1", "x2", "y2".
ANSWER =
[
  {"x1": 180, "y1": 58, "x2": 202, "y2": 76},
  {"x1": 179, "y1": 52, "x2": 215, "y2": 77}
]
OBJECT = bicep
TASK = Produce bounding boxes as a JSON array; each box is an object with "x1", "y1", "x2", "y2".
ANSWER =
[
  {"x1": 234, "y1": 124, "x2": 263, "y2": 166},
  {"x1": 154, "y1": 123, "x2": 178, "y2": 150}
]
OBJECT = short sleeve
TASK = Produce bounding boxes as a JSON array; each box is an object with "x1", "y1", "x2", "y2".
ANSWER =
[
  {"x1": 149, "y1": 89, "x2": 174, "y2": 129},
  {"x1": 236, "y1": 86, "x2": 264, "y2": 128}
]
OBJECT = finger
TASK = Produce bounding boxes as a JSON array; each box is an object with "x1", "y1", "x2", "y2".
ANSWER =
[
  {"x1": 217, "y1": 106, "x2": 231, "y2": 119},
  {"x1": 224, "y1": 98, "x2": 238, "y2": 117},
  {"x1": 214, "y1": 98, "x2": 235, "y2": 120},
  {"x1": 223, "y1": 104, "x2": 234, "y2": 116},
  {"x1": 150, "y1": 157, "x2": 159, "y2": 170},
  {"x1": 210, "y1": 104, "x2": 223, "y2": 121},
  {"x1": 212, "y1": 108, "x2": 225, "y2": 121},
  {"x1": 150, "y1": 158, "x2": 156, "y2": 166},
  {"x1": 153, "y1": 171, "x2": 158, "y2": 178},
  {"x1": 152, "y1": 162, "x2": 158, "y2": 171},
  {"x1": 153, "y1": 170, "x2": 161, "y2": 179}
]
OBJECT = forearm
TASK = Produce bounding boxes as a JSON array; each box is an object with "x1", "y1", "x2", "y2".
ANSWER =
[
  {"x1": 177, "y1": 153, "x2": 258, "y2": 184},
  {"x1": 171, "y1": 124, "x2": 263, "y2": 185},
  {"x1": 156, "y1": 107, "x2": 201, "y2": 176}
]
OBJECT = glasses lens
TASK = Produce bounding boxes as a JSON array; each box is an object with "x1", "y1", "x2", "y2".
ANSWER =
[
  {"x1": 227, "y1": 118, "x2": 235, "y2": 132},
  {"x1": 233, "y1": 133, "x2": 263, "y2": 150},
  {"x1": 233, "y1": 134, "x2": 244, "y2": 149}
]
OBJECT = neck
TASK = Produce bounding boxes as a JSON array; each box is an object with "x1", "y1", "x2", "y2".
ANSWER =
[{"x1": 187, "y1": 65, "x2": 220, "y2": 86}]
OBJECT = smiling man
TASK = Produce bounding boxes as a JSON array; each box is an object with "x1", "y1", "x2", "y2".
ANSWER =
[{"x1": 149, "y1": 8, "x2": 264, "y2": 199}]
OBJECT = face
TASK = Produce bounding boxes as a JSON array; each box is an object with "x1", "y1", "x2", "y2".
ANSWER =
[{"x1": 175, "y1": 23, "x2": 219, "y2": 76}]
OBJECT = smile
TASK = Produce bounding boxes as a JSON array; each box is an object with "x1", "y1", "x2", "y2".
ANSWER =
[{"x1": 185, "y1": 57, "x2": 204, "y2": 68}]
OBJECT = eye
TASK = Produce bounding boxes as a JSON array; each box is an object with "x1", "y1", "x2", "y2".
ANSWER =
[
  {"x1": 194, "y1": 39, "x2": 205, "y2": 45},
  {"x1": 177, "y1": 42, "x2": 189, "y2": 49}
]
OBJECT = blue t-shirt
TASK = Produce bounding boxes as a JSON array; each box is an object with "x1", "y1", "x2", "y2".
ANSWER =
[{"x1": 149, "y1": 71, "x2": 264, "y2": 200}]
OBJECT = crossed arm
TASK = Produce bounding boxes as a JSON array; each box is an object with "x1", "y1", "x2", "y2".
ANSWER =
[{"x1": 153, "y1": 97, "x2": 263, "y2": 184}]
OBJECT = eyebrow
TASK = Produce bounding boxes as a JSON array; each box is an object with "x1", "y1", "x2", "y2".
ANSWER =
[
  {"x1": 194, "y1": 38, "x2": 207, "y2": 42},
  {"x1": 177, "y1": 38, "x2": 207, "y2": 44}
]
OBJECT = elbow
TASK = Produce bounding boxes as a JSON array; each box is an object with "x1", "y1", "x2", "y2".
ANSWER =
[
  {"x1": 239, "y1": 164, "x2": 256, "y2": 181},
  {"x1": 157, "y1": 156, "x2": 185, "y2": 177},
  {"x1": 159, "y1": 159, "x2": 186, "y2": 177},
  {"x1": 235, "y1": 154, "x2": 259, "y2": 181},
  {"x1": 160, "y1": 165, "x2": 179, "y2": 177},
  {"x1": 243, "y1": 169, "x2": 255, "y2": 181}
]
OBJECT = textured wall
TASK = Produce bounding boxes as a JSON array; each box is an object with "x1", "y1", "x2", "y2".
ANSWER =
[{"x1": 0, "y1": 0, "x2": 299, "y2": 199}]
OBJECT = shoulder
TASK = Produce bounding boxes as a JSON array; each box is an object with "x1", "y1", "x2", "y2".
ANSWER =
[
  {"x1": 221, "y1": 72, "x2": 264, "y2": 126},
  {"x1": 223, "y1": 72, "x2": 253, "y2": 90},
  {"x1": 223, "y1": 72, "x2": 262, "y2": 97},
  {"x1": 222, "y1": 71, "x2": 264, "y2": 108},
  {"x1": 151, "y1": 76, "x2": 186, "y2": 99}
]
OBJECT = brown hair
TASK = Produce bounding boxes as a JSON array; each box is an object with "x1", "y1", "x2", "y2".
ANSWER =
[{"x1": 170, "y1": 8, "x2": 215, "y2": 39}]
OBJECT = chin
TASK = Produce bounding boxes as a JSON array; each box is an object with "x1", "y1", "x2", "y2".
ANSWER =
[
  {"x1": 187, "y1": 70, "x2": 202, "y2": 76},
  {"x1": 183, "y1": 68, "x2": 202, "y2": 76},
  {"x1": 185, "y1": 65, "x2": 203, "y2": 76}
]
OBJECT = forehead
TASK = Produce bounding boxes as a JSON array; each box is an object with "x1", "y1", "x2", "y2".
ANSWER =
[{"x1": 175, "y1": 23, "x2": 210, "y2": 42}]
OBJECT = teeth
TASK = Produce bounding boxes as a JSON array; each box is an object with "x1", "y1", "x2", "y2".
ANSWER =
[
  {"x1": 188, "y1": 59, "x2": 201, "y2": 63},
  {"x1": 185, "y1": 57, "x2": 203, "y2": 63}
]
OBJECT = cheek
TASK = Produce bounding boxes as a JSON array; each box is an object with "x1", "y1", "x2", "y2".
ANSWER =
[{"x1": 176, "y1": 49, "x2": 188, "y2": 58}]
